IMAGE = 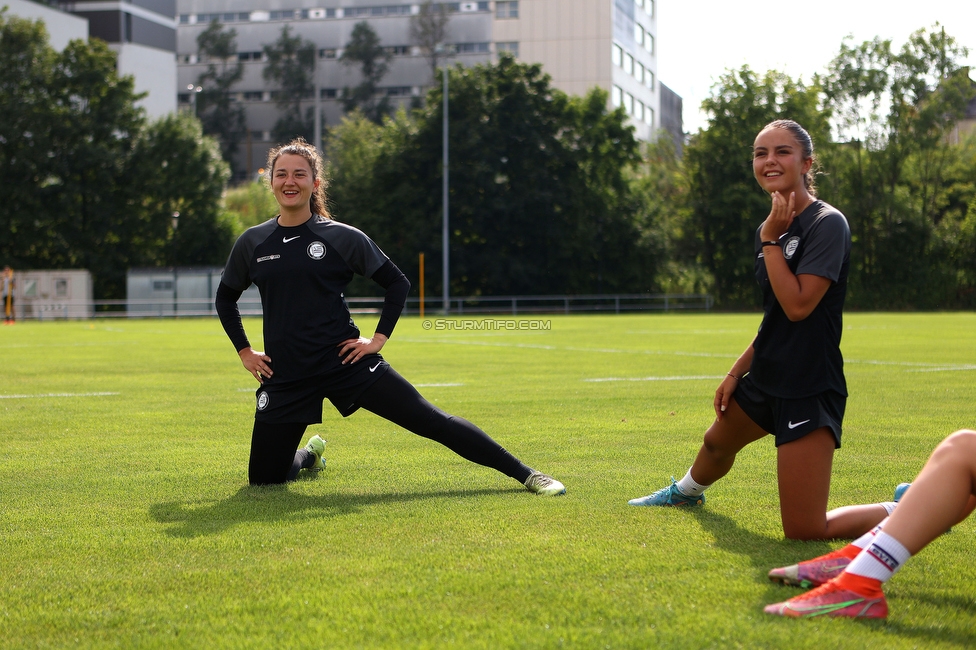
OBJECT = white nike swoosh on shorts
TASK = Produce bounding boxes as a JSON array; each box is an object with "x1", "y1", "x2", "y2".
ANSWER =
[
  {"x1": 369, "y1": 362, "x2": 382, "y2": 372},
  {"x1": 787, "y1": 419, "x2": 811, "y2": 429}
]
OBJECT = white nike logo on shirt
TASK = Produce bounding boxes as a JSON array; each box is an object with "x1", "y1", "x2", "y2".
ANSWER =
[
  {"x1": 283, "y1": 235, "x2": 300, "y2": 243},
  {"x1": 369, "y1": 362, "x2": 382, "y2": 372},
  {"x1": 787, "y1": 419, "x2": 811, "y2": 429}
]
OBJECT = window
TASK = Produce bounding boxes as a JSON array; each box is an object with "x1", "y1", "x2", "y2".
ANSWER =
[
  {"x1": 384, "y1": 86, "x2": 413, "y2": 97},
  {"x1": 496, "y1": 41, "x2": 518, "y2": 57},
  {"x1": 624, "y1": 52, "x2": 634, "y2": 76},
  {"x1": 635, "y1": 62, "x2": 644, "y2": 84},
  {"x1": 179, "y1": 14, "x2": 190, "y2": 23},
  {"x1": 242, "y1": 91, "x2": 264, "y2": 101},
  {"x1": 644, "y1": 31, "x2": 654, "y2": 54},
  {"x1": 385, "y1": 45, "x2": 411, "y2": 56},
  {"x1": 645, "y1": 106, "x2": 655, "y2": 126},
  {"x1": 634, "y1": 23, "x2": 643, "y2": 46},
  {"x1": 152, "y1": 281, "x2": 173, "y2": 291},
  {"x1": 269, "y1": 10, "x2": 294, "y2": 20},
  {"x1": 454, "y1": 42, "x2": 490, "y2": 54},
  {"x1": 645, "y1": 69, "x2": 655, "y2": 90},
  {"x1": 320, "y1": 88, "x2": 338, "y2": 99},
  {"x1": 54, "y1": 278, "x2": 68, "y2": 297},
  {"x1": 634, "y1": 0, "x2": 644, "y2": 10},
  {"x1": 319, "y1": 48, "x2": 337, "y2": 59},
  {"x1": 624, "y1": 92, "x2": 634, "y2": 116},
  {"x1": 636, "y1": 100, "x2": 645, "y2": 122},
  {"x1": 646, "y1": 0, "x2": 654, "y2": 18},
  {"x1": 496, "y1": 1, "x2": 518, "y2": 18},
  {"x1": 611, "y1": 43, "x2": 622, "y2": 67},
  {"x1": 611, "y1": 85, "x2": 623, "y2": 108}
]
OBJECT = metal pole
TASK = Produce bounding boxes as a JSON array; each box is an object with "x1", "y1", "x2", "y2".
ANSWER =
[
  {"x1": 442, "y1": 63, "x2": 449, "y2": 314},
  {"x1": 313, "y1": 55, "x2": 322, "y2": 152}
]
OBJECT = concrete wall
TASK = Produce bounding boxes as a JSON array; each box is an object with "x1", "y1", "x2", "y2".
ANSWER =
[{"x1": 112, "y1": 42, "x2": 178, "y2": 117}]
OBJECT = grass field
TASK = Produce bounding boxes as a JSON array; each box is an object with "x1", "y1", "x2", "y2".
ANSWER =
[{"x1": 1, "y1": 312, "x2": 974, "y2": 649}]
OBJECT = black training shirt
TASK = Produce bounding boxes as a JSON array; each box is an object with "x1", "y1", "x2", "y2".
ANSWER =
[
  {"x1": 221, "y1": 215, "x2": 391, "y2": 381},
  {"x1": 750, "y1": 200, "x2": 851, "y2": 398}
]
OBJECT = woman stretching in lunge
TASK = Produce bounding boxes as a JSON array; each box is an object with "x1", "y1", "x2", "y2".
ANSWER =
[
  {"x1": 215, "y1": 138, "x2": 565, "y2": 495},
  {"x1": 628, "y1": 120, "x2": 890, "y2": 539}
]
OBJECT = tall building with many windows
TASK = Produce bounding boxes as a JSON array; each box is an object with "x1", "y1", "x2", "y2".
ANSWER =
[{"x1": 175, "y1": 0, "x2": 671, "y2": 176}]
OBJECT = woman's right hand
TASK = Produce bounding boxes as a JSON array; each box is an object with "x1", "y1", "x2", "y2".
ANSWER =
[
  {"x1": 713, "y1": 374, "x2": 739, "y2": 419},
  {"x1": 239, "y1": 347, "x2": 272, "y2": 384}
]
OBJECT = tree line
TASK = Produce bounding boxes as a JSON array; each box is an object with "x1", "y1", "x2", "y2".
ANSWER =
[
  {"x1": 310, "y1": 24, "x2": 976, "y2": 309},
  {"x1": 3, "y1": 8, "x2": 974, "y2": 309},
  {"x1": 0, "y1": 10, "x2": 234, "y2": 299}
]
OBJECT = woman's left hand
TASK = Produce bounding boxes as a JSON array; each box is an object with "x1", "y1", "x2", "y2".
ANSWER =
[
  {"x1": 338, "y1": 334, "x2": 388, "y2": 364},
  {"x1": 760, "y1": 191, "x2": 796, "y2": 242}
]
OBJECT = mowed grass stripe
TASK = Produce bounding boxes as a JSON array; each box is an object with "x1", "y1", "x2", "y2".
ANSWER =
[{"x1": 0, "y1": 313, "x2": 973, "y2": 649}]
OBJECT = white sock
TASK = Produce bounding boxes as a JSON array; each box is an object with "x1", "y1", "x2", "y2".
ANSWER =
[
  {"x1": 851, "y1": 517, "x2": 888, "y2": 549},
  {"x1": 880, "y1": 501, "x2": 898, "y2": 516},
  {"x1": 845, "y1": 532, "x2": 911, "y2": 583},
  {"x1": 675, "y1": 468, "x2": 709, "y2": 497}
]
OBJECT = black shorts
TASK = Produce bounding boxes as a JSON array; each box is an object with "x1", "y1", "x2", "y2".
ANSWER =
[
  {"x1": 253, "y1": 349, "x2": 390, "y2": 424},
  {"x1": 733, "y1": 374, "x2": 845, "y2": 448}
]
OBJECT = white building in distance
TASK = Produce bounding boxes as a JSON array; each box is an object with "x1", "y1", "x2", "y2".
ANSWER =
[{"x1": 176, "y1": 0, "x2": 677, "y2": 177}]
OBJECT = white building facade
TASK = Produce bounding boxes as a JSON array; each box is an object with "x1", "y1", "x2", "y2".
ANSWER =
[{"x1": 175, "y1": 0, "x2": 667, "y2": 175}]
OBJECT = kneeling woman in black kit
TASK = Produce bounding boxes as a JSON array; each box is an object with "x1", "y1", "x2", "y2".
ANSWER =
[{"x1": 215, "y1": 138, "x2": 564, "y2": 495}]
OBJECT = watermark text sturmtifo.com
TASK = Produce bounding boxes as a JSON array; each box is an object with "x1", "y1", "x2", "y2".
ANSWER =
[{"x1": 422, "y1": 319, "x2": 552, "y2": 331}]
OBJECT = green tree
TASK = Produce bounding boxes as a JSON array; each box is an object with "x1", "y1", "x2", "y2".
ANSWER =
[
  {"x1": 683, "y1": 66, "x2": 830, "y2": 307},
  {"x1": 223, "y1": 180, "x2": 283, "y2": 232},
  {"x1": 195, "y1": 20, "x2": 245, "y2": 174},
  {"x1": 410, "y1": 0, "x2": 449, "y2": 83},
  {"x1": 328, "y1": 56, "x2": 647, "y2": 297},
  {"x1": 821, "y1": 25, "x2": 974, "y2": 308},
  {"x1": 0, "y1": 9, "x2": 60, "y2": 267},
  {"x1": 130, "y1": 113, "x2": 234, "y2": 268},
  {"x1": 263, "y1": 25, "x2": 315, "y2": 143},
  {"x1": 631, "y1": 137, "x2": 709, "y2": 294},
  {"x1": 0, "y1": 11, "x2": 230, "y2": 299},
  {"x1": 340, "y1": 21, "x2": 392, "y2": 123}
]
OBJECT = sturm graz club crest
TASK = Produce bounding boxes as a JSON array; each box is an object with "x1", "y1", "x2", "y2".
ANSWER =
[
  {"x1": 257, "y1": 391, "x2": 270, "y2": 411},
  {"x1": 307, "y1": 241, "x2": 326, "y2": 260},
  {"x1": 783, "y1": 236, "x2": 801, "y2": 260}
]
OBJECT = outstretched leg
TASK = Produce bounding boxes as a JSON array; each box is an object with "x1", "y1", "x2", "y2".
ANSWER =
[
  {"x1": 765, "y1": 429, "x2": 976, "y2": 619},
  {"x1": 629, "y1": 397, "x2": 768, "y2": 506},
  {"x1": 354, "y1": 368, "x2": 534, "y2": 483}
]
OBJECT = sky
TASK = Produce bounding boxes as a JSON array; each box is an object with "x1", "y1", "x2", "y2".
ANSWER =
[{"x1": 656, "y1": 0, "x2": 976, "y2": 134}]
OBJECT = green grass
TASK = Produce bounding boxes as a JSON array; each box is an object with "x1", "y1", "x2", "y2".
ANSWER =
[{"x1": 1, "y1": 313, "x2": 974, "y2": 649}]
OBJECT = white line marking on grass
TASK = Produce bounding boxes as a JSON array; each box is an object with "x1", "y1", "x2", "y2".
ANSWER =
[
  {"x1": 584, "y1": 375, "x2": 723, "y2": 383},
  {"x1": 415, "y1": 383, "x2": 464, "y2": 387},
  {"x1": 0, "y1": 392, "x2": 120, "y2": 399},
  {"x1": 910, "y1": 365, "x2": 976, "y2": 372},
  {"x1": 847, "y1": 359, "x2": 976, "y2": 371},
  {"x1": 400, "y1": 339, "x2": 976, "y2": 370}
]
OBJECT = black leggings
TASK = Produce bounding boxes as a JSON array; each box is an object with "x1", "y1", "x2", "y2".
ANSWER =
[{"x1": 247, "y1": 368, "x2": 532, "y2": 486}]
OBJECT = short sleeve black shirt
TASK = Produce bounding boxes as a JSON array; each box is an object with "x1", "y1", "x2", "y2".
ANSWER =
[
  {"x1": 750, "y1": 200, "x2": 851, "y2": 398},
  {"x1": 221, "y1": 215, "x2": 390, "y2": 381}
]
